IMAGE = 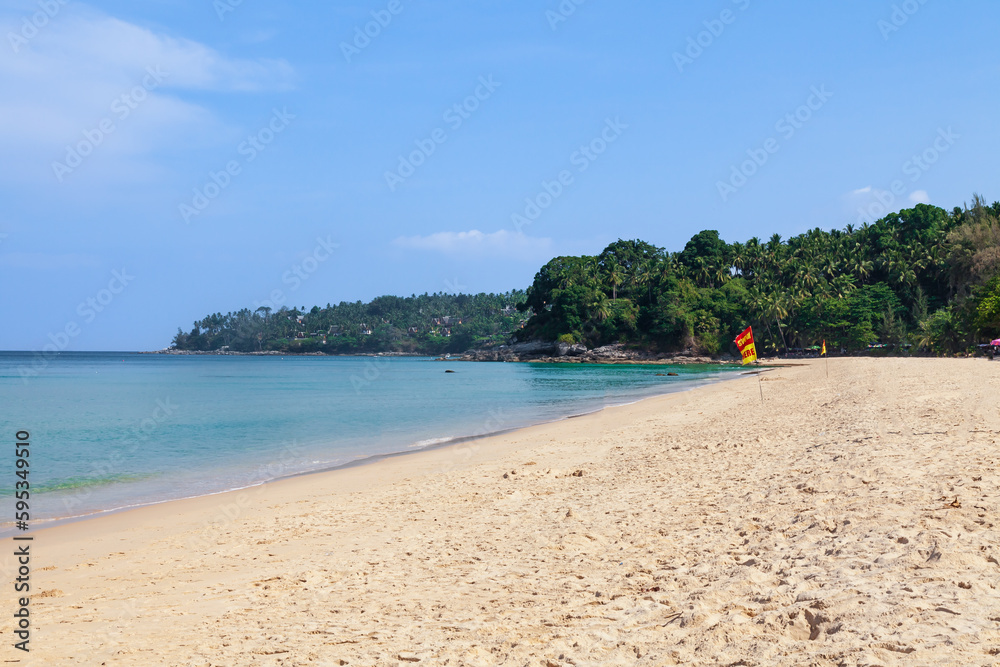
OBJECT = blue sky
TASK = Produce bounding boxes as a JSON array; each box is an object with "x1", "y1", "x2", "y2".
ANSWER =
[{"x1": 1, "y1": 0, "x2": 997, "y2": 350}]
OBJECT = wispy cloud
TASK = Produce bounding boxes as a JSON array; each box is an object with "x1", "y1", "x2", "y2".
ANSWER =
[
  {"x1": 0, "y1": 7, "x2": 296, "y2": 183},
  {"x1": 393, "y1": 230, "x2": 552, "y2": 260},
  {"x1": 0, "y1": 12, "x2": 295, "y2": 91},
  {"x1": 842, "y1": 184, "x2": 934, "y2": 226}
]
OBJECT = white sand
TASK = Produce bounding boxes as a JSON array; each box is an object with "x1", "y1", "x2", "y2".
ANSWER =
[{"x1": 4, "y1": 357, "x2": 1000, "y2": 665}]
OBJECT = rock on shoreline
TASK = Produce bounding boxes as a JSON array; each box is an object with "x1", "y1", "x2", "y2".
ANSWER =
[
  {"x1": 459, "y1": 342, "x2": 733, "y2": 365},
  {"x1": 144, "y1": 343, "x2": 735, "y2": 365}
]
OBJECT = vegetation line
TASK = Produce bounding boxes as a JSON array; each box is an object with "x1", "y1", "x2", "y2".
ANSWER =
[{"x1": 170, "y1": 196, "x2": 1000, "y2": 357}]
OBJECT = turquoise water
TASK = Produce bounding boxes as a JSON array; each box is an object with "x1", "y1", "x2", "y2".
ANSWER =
[{"x1": 1, "y1": 352, "x2": 739, "y2": 530}]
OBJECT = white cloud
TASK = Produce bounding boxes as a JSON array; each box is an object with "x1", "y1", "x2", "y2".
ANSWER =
[
  {"x1": 842, "y1": 185, "x2": 889, "y2": 207},
  {"x1": 0, "y1": 7, "x2": 295, "y2": 183},
  {"x1": 0, "y1": 12, "x2": 295, "y2": 92},
  {"x1": 393, "y1": 230, "x2": 552, "y2": 260},
  {"x1": 841, "y1": 184, "x2": 936, "y2": 225}
]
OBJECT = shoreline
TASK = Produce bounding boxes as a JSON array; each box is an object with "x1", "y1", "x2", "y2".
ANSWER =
[
  {"x1": 10, "y1": 357, "x2": 996, "y2": 664},
  {"x1": 17, "y1": 361, "x2": 769, "y2": 572},
  {"x1": 17, "y1": 367, "x2": 746, "y2": 538},
  {"x1": 141, "y1": 348, "x2": 742, "y2": 365}
]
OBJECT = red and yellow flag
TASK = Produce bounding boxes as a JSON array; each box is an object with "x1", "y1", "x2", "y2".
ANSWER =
[
  {"x1": 821, "y1": 340, "x2": 827, "y2": 356},
  {"x1": 735, "y1": 325, "x2": 757, "y2": 365}
]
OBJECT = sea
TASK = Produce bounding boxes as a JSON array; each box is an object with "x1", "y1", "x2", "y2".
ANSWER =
[{"x1": 1, "y1": 352, "x2": 741, "y2": 533}]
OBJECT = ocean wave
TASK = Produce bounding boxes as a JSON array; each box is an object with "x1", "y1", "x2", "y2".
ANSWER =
[{"x1": 409, "y1": 436, "x2": 456, "y2": 448}]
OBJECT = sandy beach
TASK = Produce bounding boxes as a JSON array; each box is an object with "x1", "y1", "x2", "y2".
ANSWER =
[{"x1": 5, "y1": 357, "x2": 1000, "y2": 666}]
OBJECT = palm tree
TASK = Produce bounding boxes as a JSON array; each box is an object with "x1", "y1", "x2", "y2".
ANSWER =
[
  {"x1": 694, "y1": 257, "x2": 712, "y2": 288},
  {"x1": 584, "y1": 257, "x2": 601, "y2": 286},
  {"x1": 607, "y1": 261, "x2": 624, "y2": 302},
  {"x1": 591, "y1": 294, "x2": 612, "y2": 322},
  {"x1": 853, "y1": 258, "x2": 873, "y2": 284},
  {"x1": 630, "y1": 261, "x2": 651, "y2": 303},
  {"x1": 730, "y1": 242, "x2": 746, "y2": 276},
  {"x1": 830, "y1": 274, "x2": 856, "y2": 299},
  {"x1": 643, "y1": 258, "x2": 659, "y2": 303},
  {"x1": 655, "y1": 257, "x2": 673, "y2": 290},
  {"x1": 764, "y1": 294, "x2": 790, "y2": 352},
  {"x1": 813, "y1": 277, "x2": 833, "y2": 300},
  {"x1": 767, "y1": 233, "x2": 783, "y2": 254},
  {"x1": 917, "y1": 308, "x2": 964, "y2": 353},
  {"x1": 715, "y1": 265, "x2": 732, "y2": 287},
  {"x1": 743, "y1": 237, "x2": 763, "y2": 278}
]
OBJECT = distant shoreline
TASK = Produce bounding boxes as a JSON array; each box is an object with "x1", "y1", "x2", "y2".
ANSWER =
[
  {"x1": 138, "y1": 348, "x2": 426, "y2": 357},
  {"x1": 141, "y1": 347, "x2": 742, "y2": 365}
]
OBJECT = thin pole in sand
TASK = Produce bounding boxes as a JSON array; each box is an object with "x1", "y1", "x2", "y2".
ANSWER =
[
  {"x1": 823, "y1": 339, "x2": 829, "y2": 378},
  {"x1": 757, "y1": 368, "x2": 763, "y2": 403}
]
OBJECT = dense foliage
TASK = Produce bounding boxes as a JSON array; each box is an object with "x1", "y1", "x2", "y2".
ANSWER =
[
  {"x1": 172, "y1": 195, "x2": 1000, "y2": 356},
  {"x1": 171, "y1": 291, "x2": 527, "y2": 354},
  {"x1": 517, "y1": 196, "x2": 1000, "y2": 356}
]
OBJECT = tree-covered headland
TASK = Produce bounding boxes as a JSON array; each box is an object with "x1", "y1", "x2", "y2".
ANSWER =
[
  {"x1": 171, "y1": 292, "x2": 529, "y2": 355},
  {"x1": 172, "y1": 196, "x2": 1000, "y2": 357}
]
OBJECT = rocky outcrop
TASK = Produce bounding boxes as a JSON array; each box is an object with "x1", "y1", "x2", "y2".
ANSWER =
[
  {"x1": 555, "y1": 342, "x2": 588, "y2": 357},
  {"x1": 459, "y1": 341, "x2": 736, "y2": 365},
  {"x1": 461, "y1": 341, "x2": 556, "y2": 362}
]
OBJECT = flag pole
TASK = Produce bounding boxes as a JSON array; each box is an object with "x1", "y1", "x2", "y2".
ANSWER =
[{"x1": 735, "y1": 325, "x2": 761, "y2": 403}]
